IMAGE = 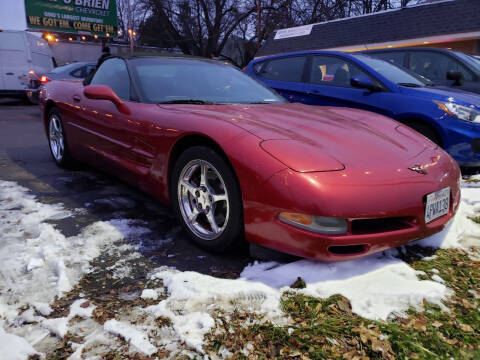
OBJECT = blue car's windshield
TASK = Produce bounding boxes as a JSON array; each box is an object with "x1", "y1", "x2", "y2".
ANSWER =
[
  {"x1": 353, "y1": 54, "x2": 431, "y2": 87},
  {"x1": 454, "y1": 51, "x2": 480, "y2": 70}
]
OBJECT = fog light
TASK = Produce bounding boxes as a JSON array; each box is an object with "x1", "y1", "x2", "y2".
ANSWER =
[{"x1": 279, "y1": 212, "x2": 347, "y2": 235}]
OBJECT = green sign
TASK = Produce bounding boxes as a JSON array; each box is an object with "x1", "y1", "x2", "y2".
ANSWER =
[{"x1": 25, "y1": 0, "x2": 118, "y2": 36}]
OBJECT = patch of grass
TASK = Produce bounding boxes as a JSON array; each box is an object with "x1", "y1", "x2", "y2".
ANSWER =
[
  {"x1": 205, "y1": 249, "x2": 479, "y2": 359},
  {"x1": 468, "y1": 215, "x2": 480, "y2": 225}
]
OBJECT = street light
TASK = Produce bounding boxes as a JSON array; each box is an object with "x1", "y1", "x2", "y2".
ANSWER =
[{"x1": 128, "y1": 29, "x2": 134, "y2": 53}]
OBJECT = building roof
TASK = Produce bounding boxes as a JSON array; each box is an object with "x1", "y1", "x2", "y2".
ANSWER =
[{"x1": 256, "y1": 0, "x2": 480, "y2": 57}]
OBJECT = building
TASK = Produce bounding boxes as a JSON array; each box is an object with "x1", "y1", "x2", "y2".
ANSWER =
[{"x1": 256, "y1": 0, "x2": 480, "y2": 58}]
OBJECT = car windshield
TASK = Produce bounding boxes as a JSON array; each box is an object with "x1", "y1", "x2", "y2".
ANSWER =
[
  {"x1": 51, "y1": 63, "x2": 83, "y2": 74},
  {"x1": 353, "y1": 54, "x2": 432, "y2": 87},
  {"x1": 131, "y1": 58, "x2": 285, "y2": 104}
]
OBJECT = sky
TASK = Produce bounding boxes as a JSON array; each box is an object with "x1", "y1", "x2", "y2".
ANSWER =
[{"x1": 0, "y1": 0, "x2": 27, "y2": 31}]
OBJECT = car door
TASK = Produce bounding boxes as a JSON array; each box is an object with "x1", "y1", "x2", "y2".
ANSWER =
[
  {"x1": 70, "y1": 58, "x2": 139, "y2": 178},
  {"x1": 255, "y1": 55, "x2": 309, "y2": 103},
  {"x1": 407, "y1": 50, "x2": 477, "y2": 91},
  {"x1": 302, "y1": 54, "x2": 389, "y2": 115}
]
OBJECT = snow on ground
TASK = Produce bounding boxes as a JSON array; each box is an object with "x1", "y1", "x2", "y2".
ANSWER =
[
  {"x1": 0, "y1": 326, "x2": 41, "y2": 360},
  {"x1": 0, "y1": 181, "x2": 149, "y2": 358},
  {"x1": 104, "y1": 319, "x2": 157, "y2": 356},
  {"x1": 145, "y1": 267, "x2": 284, "y2": 353},
  {"x1": 1, "y1": 177, "x2": 479, "y2": 358},
  {"x1": 0, "y1": 181, "x2": 123, "y2": 321}
]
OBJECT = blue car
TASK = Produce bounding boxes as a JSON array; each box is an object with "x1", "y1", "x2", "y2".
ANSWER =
[{"x1": 245, "y1": 51, "x2": 480, "y2": 166}]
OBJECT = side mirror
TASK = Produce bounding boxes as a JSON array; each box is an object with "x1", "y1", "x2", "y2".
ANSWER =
[
  {"x1": 83, "y1": 85, "x2": 131, "y2": 115},
  {"x1": 350, "y1": 76, "x2": 381, "y2": 92},
  {"x1": 446, "y1": 70, "x2": 463, "y2": 86}
]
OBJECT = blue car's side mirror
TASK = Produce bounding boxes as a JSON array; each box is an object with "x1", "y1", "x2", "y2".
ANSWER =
[{"x1": 351, "y1": 76, "x2": 381, "y2": 92}]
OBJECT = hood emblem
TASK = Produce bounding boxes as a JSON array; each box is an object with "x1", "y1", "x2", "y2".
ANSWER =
[{"x1": 408, "y1": 165, "x2": 427, "y2": 175}]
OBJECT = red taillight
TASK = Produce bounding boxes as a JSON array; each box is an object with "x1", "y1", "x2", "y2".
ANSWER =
[{"x1": 40, "y1": 76, "x2": 51, "y2": 83}]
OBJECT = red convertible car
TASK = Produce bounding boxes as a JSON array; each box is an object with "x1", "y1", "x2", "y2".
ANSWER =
[{"x1": 39, "y1": 55, "x2": 461, "y2": 261}]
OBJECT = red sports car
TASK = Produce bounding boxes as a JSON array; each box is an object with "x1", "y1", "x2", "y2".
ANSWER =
[{"x1": 39, "y1": 55, "x2": 461, "y2": 261}]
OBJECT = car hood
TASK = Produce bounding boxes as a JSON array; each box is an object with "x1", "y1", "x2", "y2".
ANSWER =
[
  {"x1": 399, "y1": 85, "x2": 480, "y2": 108},
  {"x1": 162, "y1": 103, "x2": 441, "y2": 173}
]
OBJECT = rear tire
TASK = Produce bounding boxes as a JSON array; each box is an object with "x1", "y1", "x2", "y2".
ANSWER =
[
  {"x1": 403, "y1": 121, "x2": 442, "y2": 146},
  {"x1": 47, "y1": 108, "x2": 74, "y2": 168},
  {"x1": 171, "y1": 146, "x2": 243, "y2": 253}
]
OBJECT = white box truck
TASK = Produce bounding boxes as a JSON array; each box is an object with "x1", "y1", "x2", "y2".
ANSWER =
[{"x1": 0, "y1": 30, "x2": 54, "y2": 102}]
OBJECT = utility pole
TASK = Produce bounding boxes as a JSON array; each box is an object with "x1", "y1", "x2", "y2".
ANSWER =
[{"x1": 257, "y1": 0, "x2": 261, "y2": 48}]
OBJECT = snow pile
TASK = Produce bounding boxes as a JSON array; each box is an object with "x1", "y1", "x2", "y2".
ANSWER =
[
  {"x1": 0, "y1": 327, "x2": 42, "y2": 360},
  {"x1": 104, "y1": 319, "x2": 157, "y2": 356},
  {"x1": 42, "y1": 299, "x2": 96, "y2": 339},
  {"x1": 141, "y1": 289, "x2": 159, "y2": 300},
  {"x1": 0, "y1": 180, "x2": 125, "y2": 323},
  {"x1": 145, "y1": 267, "x2": 283, "y2": 352},
  {"x1": 241, "y1": 256, "x2": 450, "y2": 320},
  {"x1": 0, "y1": 181, "x2": 132, "y2": 358}
]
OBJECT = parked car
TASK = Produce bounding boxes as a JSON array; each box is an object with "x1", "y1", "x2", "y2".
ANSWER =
[
  {"x1": 39, "y1": 62, "x2": 97, "y2": 84},
  {"x1": 363, "y1": 47, "x2": 480, "y2": 95},
  {"x1": 0, "y1": 30, "x2": 54, "y2": 102},
  {"x1": 27, "y1": 62, "x2": 96, "y2": 104},
  {"x1": 245, "y1": 51, "x2": 480, "y2": 167},
  {"x1": 40, "y1": 55, "x2": 460, "y2": 261}
]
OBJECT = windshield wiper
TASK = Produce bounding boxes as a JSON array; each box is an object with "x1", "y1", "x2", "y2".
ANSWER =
[
  {"x1": 397, "y1": 82, "x2": 423, "y2": 88},
  {"x1": 158, "y1": 99, "x2": 215, "y2": 105}
]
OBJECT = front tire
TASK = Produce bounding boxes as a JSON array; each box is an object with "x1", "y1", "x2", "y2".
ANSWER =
[
  {"x1": 403, "y1": 121, "x2": 442, "y2": 146},
  {"x1": 171, "y1": 146, "x2": 243, "y2": 252},
  {"x1": 47, "y1": 108, "x2": 74, "y2": 167}
]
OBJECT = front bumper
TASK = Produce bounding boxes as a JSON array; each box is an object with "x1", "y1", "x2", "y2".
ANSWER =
[
  {"x1": 246, "y1": 199, "x2": 459, "y2": 262},
  {"x1": 244, "y1": 156, "x2": 461, "y2": 261},
  {"x1": 442, "y1": 115, "x2": 480, "y2": 166}
]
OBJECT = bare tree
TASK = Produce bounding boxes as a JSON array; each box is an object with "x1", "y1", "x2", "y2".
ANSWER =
[
  {"x1": 141, "y1": 0, "x2": 257, "y2": 57},
  {"x1": 116, "y1": 0, "x2": 150, "y2": 40}
]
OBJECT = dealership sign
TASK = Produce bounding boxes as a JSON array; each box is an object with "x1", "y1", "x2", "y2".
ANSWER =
[{"x1": 25, "y1": 0, "x2": 118, "y2": 36}]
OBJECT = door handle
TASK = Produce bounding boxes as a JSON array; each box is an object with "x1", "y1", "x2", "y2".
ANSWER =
[
  {"x1": 6, "y1": 72, "x2": 14, "y2": 75},
  {"x1": 72, "y1": 95, "x2": 81, "y2": 102}
]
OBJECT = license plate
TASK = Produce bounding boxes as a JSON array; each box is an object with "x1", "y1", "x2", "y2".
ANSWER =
[{"x1": 425, "y1": 187, "x2": 450, "y2": 223}]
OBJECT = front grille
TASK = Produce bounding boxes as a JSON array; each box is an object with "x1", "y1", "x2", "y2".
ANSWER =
[{"x1": 351, "y1": 217, "x2": 414, "y2": 235}]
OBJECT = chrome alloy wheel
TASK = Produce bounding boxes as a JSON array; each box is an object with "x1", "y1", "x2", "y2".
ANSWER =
[
  {"x1": 49, "y1": 114, "x2": 65, "y2": 162},
  {"x1": 177, "y1": 159, "x2": 229, "y2": 240}
]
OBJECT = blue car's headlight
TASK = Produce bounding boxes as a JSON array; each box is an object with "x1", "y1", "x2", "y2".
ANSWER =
[{"x1": 435, "y1": 101, "x2": 480, "y2": 123}]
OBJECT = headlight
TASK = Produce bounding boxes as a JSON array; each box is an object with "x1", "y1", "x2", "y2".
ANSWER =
[
  {"x1": 435, "y1": 101, "x2": 480, "y2": 123},
  {"x1": 278, "y1": 212, "x2": 347, "y2": 235}
]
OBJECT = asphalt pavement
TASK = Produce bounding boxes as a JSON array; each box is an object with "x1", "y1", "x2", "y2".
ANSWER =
[{"x1": 0, "y1": 97, "x2": 253, "y2": 278}]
